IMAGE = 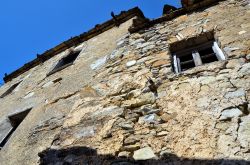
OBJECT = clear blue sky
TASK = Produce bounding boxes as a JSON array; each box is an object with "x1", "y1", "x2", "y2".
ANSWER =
[{"x1": 0, "y1": 0, "x2": 181, "y2": 85}]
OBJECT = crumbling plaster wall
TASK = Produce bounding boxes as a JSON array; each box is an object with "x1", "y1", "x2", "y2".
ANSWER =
[
  {"x1": 0, "y1": 0, "x2": 250, "y2": 164},
  {"x1": 0, "y1": 18, "x2": 135, "y2": 165}
]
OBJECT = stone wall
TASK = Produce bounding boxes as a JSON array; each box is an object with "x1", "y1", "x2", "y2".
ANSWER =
[
  {"x1": 0, "y1": 0, "x2": 250, "y2": 164},
  {"x1": 0, "y1": 16, "x2": 135, "y2": 165}
]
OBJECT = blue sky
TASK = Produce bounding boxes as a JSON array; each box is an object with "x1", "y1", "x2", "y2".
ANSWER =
[{"x1": 0, "y1": 0, "x2": 181, "y2": 85}]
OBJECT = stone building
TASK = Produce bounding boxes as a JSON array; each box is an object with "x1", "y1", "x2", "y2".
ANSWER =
[{"x1": 0, "y1": 0, "x2": 249, "y2": 164}]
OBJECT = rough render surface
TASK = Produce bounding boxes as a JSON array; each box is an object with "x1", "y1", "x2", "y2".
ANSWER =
[{"x1": 0, "y1": 0, "x2": 250, "y2": 164}]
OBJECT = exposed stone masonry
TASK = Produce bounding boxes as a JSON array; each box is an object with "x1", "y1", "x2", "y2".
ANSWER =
[{"x1": 0, "y1": 0, "x2": 249, "y2": 164}]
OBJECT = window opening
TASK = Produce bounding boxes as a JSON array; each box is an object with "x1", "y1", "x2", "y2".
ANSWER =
[
  {"x1": 0, "y1": 108, "x2": 31, "y2": 148},
  {"x1": 47, "y1": 51, "x2": 80, "y2": 76},
  {"x1": 172, "y1": 41, "x2": 225, "y2": 73},
  {"x1": 0, "y1": 81, "x2": 21, "y2": 98}
]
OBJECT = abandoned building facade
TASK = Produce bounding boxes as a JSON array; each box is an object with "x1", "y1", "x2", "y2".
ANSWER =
[{"x1": 0, "y1": 0, "x2": 250, "y2": 164}]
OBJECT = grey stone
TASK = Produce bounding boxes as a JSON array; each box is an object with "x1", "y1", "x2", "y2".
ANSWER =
[
  {"x1": 139, "y1": 105, "x2": 161, "y2": 115},
  {"x1": 91, "y1": 106, "x2": 124, "y2": 118},
  {"x1": 157, "y1": 131, "x2": 168, "y2": 137},
  {"x1": 23, "y1": 92, "x2": 35, "y2": 99},
  {"x1": 119, "y1": 122, "x2": 134, "y2": 130},
  {"x1": 142, "y1": 44, "x2": 156, "y2": 53},
  {"x1": 246, "y1": 54, "x2": 250, "y2": 60},
  {"x1": 238, "y1": 115, "x2": 250, "y2": 148},
  {"x1": 151, "y1": 68, "x2": 159, "y2": 76},
  {"x1": 117, "y1": 40, "x2": 127, "y2": 48},
  {"x1": 138, "y1": 113, "x2": 161, "y2": 124},
  {"x1": 219, "y1": 108, "x2": 243, "y2": 120},
  {"x1": 122, "y1": 144, "x2": 140, "y2": 152},
  {"x1": 239, "y1": 63, "x2": 250, "y2": 75},
  {"x1": 223, "y1": 47, "x2": 240, "y2": 54},
  {"x1": 75, "y1": 126, "x2": 95, "y2": 138},
  {"x1": 224, "y1": 88, "x2": 245, "y2": 99},
  {"x1": 136, "y1": 42, "x2": 153, "y2": 49},
  {"x1": 118, "y1": 151, "x2": 131, "y2": 158},
  {"x1": 90, "y1": 55, "x2": 108, "y2": 70},
  {"x1": 110, "y1": 50, "x2": 122, "y2": 59},
  {"x1": 124, "y1": 135, "x2": 140, "y2": 145},
  {"x1": 126, "y1": 60, "x2": 136, "y2": 67},
  {"x1": 133, "y1": 147, "x2": 157, "y2": 160},
  {"x1": 130, "y1": 38, "x2": 145, "y2": 46}
]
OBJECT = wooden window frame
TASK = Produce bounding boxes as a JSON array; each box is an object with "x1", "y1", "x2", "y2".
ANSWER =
[{"x1": 172, "y1": 41, "x2": 225, "y2": 73}]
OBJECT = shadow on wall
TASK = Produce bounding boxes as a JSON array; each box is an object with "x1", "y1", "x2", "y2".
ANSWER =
[{"x1": 39, "y1": 146, "x2": 250, "y2": 165}]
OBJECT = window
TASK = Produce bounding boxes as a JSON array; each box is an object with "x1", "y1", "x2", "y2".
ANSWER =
[
  {"x1": 47, "y1": 51, "x2": 80, "y2": 76},
  {"x1": 0, "y1": 81, "x2": 21, "y2": 98},
  {"x1": 0, "y1": 108, "x2": 31, "y2": 149},
  {"x1": 172, "y1": 41, "x2": 225, "y2": 73}
]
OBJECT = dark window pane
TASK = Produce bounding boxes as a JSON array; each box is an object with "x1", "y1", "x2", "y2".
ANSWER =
[
  {"x1": 199, "y1": 47, "x2": 218, "y2": 64},
  {"x1": 48, "y1": 51, "x2": 80, "y2": 76},
  {"x1": 179, "y1": 53, "x2": 195, "y2": 71},
  {"x1": 180, "y1": 60, "x2": 195, "y2": 71}
]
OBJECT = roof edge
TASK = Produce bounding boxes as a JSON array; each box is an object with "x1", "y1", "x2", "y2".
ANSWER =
[{"x1": 129, "y1": 0, "x2": 224, "y2": 33}]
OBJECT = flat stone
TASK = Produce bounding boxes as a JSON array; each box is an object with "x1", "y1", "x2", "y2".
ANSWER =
[
  {"x1": 239, "y1": 30, "x2": 247, "y2": 35},
  {"x1": 152, "y1": 60, "x2": 169, "y2": 67},
  {"x1": 124, "y1": 135, "x2": 140, "y2": 145},
  {"x1": 239, "y1": 63, "x2": 250, "y2": 76},
  {"x1": 138, "y1": 113, "x2": 161, "y2": 124},
  {"x1": 157, "y1": 131, "x2": 168, "y2": 137},
  {"x1": 118, "y1": 151, "x2": 131, "y2": 158},
  {"x1": 74, "y1": 126, "x2": 95, "y2": 138},
  {"x1": 130, "y1": 38, "x2": 145, "y2": 46},
  {"x1": 238, "y1": 116, "x2": 250, "y2": 148},
  {"x1": 90, "y1": 56, "x2": 108, "y2": 70},
  {"x1": 91, "y1": 106, "x2": 124, "y2": 118},
  {"x1": 126, "y1": 60, "x2": 136, "y2": 67},
  {"x1": 224, "y1": 88, "x2": 245, "y2": 99},
  {"x1": 122, "y1": 143, "x2": 140, "y2": 152},
  {"x1": 42, "y1": 81, "x2": 54, "y2": 88},
  {"x1": 142, "y1": 44, "x2": 156, "y2": 53},
  {"x1": 119, "y1": 122, "x2": 134, "y2": 130},
  {"x1": 160, "y1": 113, "x2": 177, "y2": 122},
  {"x1": 123, "y1": 92, "x2": 156, "y2": 108},
  {"x1": 136, "y1": 42, "x2": 153, "y2": 49},
  {"x1": 246, "y1": 54, "x2": 250, "y2": 60},
  {"x1": 23, "y1": 92, "x2": 35, "y2": 99},
  {"x1": 219, "y1": 108, "x2": 243, "y2": 120},
  {"x1": 223, "y1": 47, "x2": 240, "y2": 54},
  {"x1": 139, "y1": 105, "x2": 161, "y2": 115},
  {"x1": 133, "y1": 147, "x2": 157, "y2": 160}
]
